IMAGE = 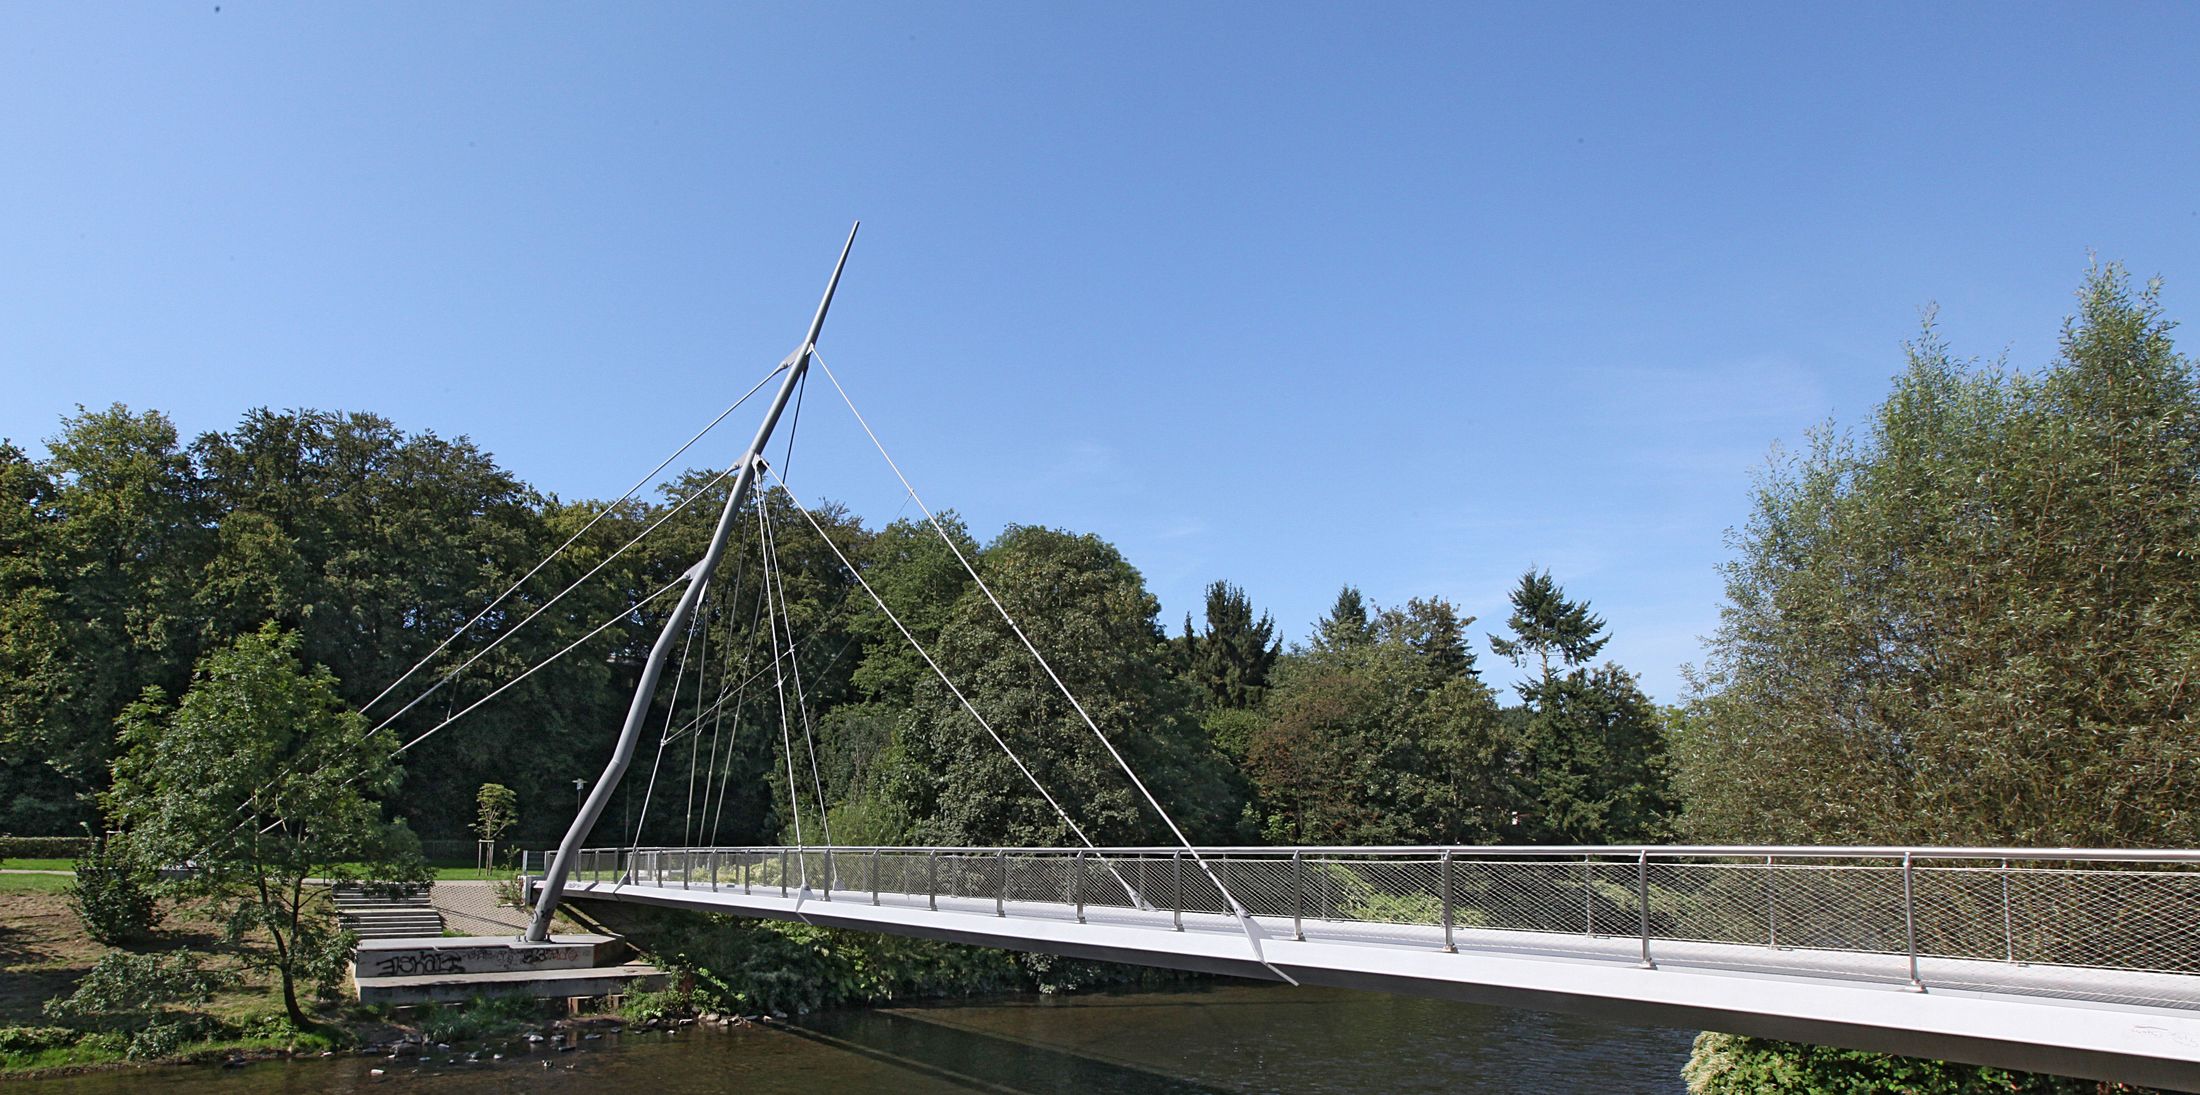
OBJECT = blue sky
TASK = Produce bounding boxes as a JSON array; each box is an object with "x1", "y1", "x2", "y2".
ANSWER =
[{"x1": 5, "y1": 4, "x2": 2198, "y2": 703}]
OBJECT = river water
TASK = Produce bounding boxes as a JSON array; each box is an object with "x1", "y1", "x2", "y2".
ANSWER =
[{"x1": 21, "y1": 984, "x2": 1695, "y2": 1093}]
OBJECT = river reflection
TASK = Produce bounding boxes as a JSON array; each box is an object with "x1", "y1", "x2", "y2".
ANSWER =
[{"x1": 21, "y1": 984, "x2": 1694, "y2": 1094}]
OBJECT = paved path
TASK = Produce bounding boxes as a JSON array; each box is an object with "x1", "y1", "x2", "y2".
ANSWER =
[{"x1": 431, "y1": 880, "x2": 532, "y2": 935}]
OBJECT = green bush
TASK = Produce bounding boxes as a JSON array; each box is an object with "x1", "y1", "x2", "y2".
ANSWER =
[
  {"x1": 43, "y1": 949, "x2": 238, "y2": 1058},
  {"x1": 67, "y1": 838, "x2": 158, "y2": 943},
  {"x1": 0, "y1": 1027, "x2": 76, "y2": 1054},
  {"x1": 616, "y1": 984, "x2": 698, "y2": 1024},
  {"x1": 1683, "y1": 1032, "x2": 2161, "y2": 1094},
  {"x1": 418, "y1": 993, "x2": 544, "y2": 1043}
]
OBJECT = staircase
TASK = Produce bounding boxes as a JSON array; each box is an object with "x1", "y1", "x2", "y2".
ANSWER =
[{"x1": 334, "y1": 883, "x2": 445, "y2": 939}]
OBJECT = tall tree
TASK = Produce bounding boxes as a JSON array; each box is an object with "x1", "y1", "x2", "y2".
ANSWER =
[
  {"x1": 37, "y1": 406, "x2": 213, "y2": 791},
  {"x1": 1376, "y1": 596, "x2": 1478, "y2": 684},
  {"x1": 1488, "y1": 569, "x2": 1607, "y2": 677},
  {"x1": 1679, "y1": 266, "x2": 2200, "y2": 848},
  {"x1": 0, "y1": 441, "x2": 82, "y2": 831},
  {"x1": 1182, "y1": 580, "x2": 1281, "y2": 710},
  {"x1": 1314, "y1": 584, "x2": 1374, "y2": 651},
  {"x1": 881, "y1": 526, "x2": 1239, "y2": 846},
  {"x1": 1494, "y1": 570, "x2": 1669, "y2": 843}
]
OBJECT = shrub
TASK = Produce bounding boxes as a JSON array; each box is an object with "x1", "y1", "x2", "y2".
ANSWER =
[
  {"x1": 418, "y1": 993, "x2": 544, "y2": 1043},
  {"x1": 616, "y1": 984, "x2": 698, "y2": 1024},
  {"x1": 67, "y1": 837, "x2": 158, "y2": 944},
  {"x1": 0, "y1": 1026, "x2": 76, "y2": 1054},
  {"x1": 43, "y1": 949, "x2": 237, "y2": 1058},
  {"x1": 1683, "y1": 1032, "x2": 2157, "y2": 1094}
]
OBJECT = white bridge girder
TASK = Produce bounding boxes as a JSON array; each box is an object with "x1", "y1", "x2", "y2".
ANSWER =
[{"x1": 529, "y1": 847, "x2": 2200, "y2": 1091}]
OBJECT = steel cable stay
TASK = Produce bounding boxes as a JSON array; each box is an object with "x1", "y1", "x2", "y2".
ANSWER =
[
  {"x1": 194, "y1": 460, "x2": 751, "y2": 861},
  {"x1": 757, "y1": 462, "x2": 1149, "y2": 911},
  {"x1": 364, "y1": 462, "x2": 742, "y2": 745},
  {"x1": 758, "y1": 499, "x2": 811, "y2": 890},
  {"x1": 805, "y1": 353, "x2": 1282, "y2": 974},
  {"x1": 362, "y1": 364, "x2": 785, "y2": 717},
  {"x1": 762, "y1": 486, "x2": 838, "y2": 865},
  {"x1": 687, "y1": 549, "x2": 743, "y2": 851},
  {"x1": 679, "y1": 493, "x2": 910, "y2": 805},
  {"x1": 702, "y1": 560, "x2": 770, "y2": 848},
  {"x1": 681, "y1": 593, "x2": 710, "y2": 852},
  {"x1": 392, "y1": 573, "x2": 690, "y2": 757},
  {"x1": 233, "y1": 571, "x2": 692, "y2": 841},
  {"x1": 654, "y1": 496, "x2": 898, "y2": 755}
]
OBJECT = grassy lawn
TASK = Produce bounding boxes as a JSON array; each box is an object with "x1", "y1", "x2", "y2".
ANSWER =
[
  {"x1": 4, "y1": 860, "x2": 511, "y2": 882},
  {"x1": 0, "y1": 874, "x2": 72, "y2": 893}
]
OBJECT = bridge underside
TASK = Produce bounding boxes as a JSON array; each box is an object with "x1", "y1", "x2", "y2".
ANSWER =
[{"x1": 540, "y1": 875, "x2": 2200, "y2": 1089}]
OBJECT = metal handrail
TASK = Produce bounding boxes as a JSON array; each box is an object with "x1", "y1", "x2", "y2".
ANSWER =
[{"x1": 568, "y1": 843, "x2": 2200, "y2": 864}]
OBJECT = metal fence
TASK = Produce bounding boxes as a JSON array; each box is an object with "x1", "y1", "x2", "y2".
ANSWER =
[{"x1": 526, "y1": 845, "x2": 2200, "y2": 988}]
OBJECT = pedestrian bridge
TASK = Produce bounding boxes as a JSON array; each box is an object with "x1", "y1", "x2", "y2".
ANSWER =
[{"x1": 526, "y1": 843, "x2": 2200, "y2": 1089}]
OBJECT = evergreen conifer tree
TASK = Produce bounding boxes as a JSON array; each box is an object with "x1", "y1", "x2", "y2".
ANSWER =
[
  {"x1": 1184, "y1": 580, "x2": 1280, "y2": 710},
  {"x1": 1493, "y1": 570, "x2": 1669, "y2": 842},
  {"x1": 1314, "y1": 584, "x2": 1374, "y2": 651}
]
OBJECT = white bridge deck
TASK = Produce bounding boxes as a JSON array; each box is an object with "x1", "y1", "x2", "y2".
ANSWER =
[{"x1": 527, "y1": 845, "x2": 2200, "y2": 1089}]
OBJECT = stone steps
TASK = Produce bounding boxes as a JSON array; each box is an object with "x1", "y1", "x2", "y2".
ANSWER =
[{"x1": 334, "y1": 882, "x2": 444, "y2": 939}]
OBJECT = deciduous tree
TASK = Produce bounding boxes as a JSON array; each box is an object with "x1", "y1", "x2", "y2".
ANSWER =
[{"x1": 106, "y1": 623, "x2": 427, "y2": 1027}]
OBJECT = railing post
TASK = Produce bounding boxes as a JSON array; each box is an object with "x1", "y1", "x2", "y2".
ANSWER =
[
  {"x1": 2001, "y1": 857, "x2": 2015, "y2": 964},
  {"x1": 1636, "y1": 851, "x2": 1654, "y2": 969},
  {"x1": 1585, "y1": 854, "x2": 1595, "y2": 936},
  {"x1": 709, "y1": 850, "x2": 718, "y2": 892},
  {"x1": 1074, "y1": 850, "x2": 1087, "y2": 924},
  {"x1": 928, "y1": 850, "x2": 938, "y2": 910},
  {"x1": 1765, "y1": 854, "x2": 1776, "y2": 948},
  {"x1": 780, "y1": 848, "x2": 789, "y2": 898},
  {"x1": 871, "y1": 849, "x2": 880, "y2": 906},
  {"x1": 1903, "y1": 851, "x2": 1923, "y2": 991},
  {"x1": 682, "y1": 849, "x2": 690, "y2": 890},
  {"x1": 1173, "y1": 850, "x2": 1184, "y2": 932},
  {"x1": 1441, "y1": 849, "x2": 1456, "y2": 954},
  {"x1": 742, "y1": 854, "x2": 750, "y2": 895},
  {"x1": 822, "y1": 849, "x2": 833, "y2": 902},
  {"x1": 1292, "y1": 850, "x2": 1305, "y2": 941},
  {"x1": 996, "y1": 850, "x2": 1007, "y2": 918}
]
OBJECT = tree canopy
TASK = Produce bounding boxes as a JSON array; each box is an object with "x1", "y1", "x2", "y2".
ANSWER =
[{"x1": 1677, "y1": 266, "x2": 2200, "y2": 848}]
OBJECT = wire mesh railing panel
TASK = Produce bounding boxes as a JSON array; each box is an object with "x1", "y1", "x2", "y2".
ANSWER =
[
  {"x1": 1451, "y1": 858, "x2": 1627, "y2": 936},
  {"x1": 2007, "y1": 867, "x2": 2200, "y2": 974},
  {"x1": 1211, "y1": 856, "x2": 1298, "y2": 920},
  {"x1": 556, "y1": 846, "x2": 2200, "y2": 994}
]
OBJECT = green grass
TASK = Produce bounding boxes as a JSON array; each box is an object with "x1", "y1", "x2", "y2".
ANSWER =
[
  {"x1": 0, "y1": 1029, "x2": 343, "y2": 1076},
  {"x1": 0, "y1": 874, "x2": 72, "y2": 893},
  {"x1": 4, "y1": 859, "x2": 505, "y2": 881}
]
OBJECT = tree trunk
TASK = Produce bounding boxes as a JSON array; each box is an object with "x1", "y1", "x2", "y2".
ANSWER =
[{"x1": 281, "y1": 965, "x2": 306, "y2": 1029}]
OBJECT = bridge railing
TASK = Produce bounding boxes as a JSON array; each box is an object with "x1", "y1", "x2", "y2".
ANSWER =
[{"x1": 527, "y1": 844, "x2": 2200, "y2": 990}]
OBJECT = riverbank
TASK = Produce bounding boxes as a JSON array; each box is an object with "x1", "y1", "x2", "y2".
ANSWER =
[
  {"x1": 0, "y1": 878, "x2": 623, "y2": 1080},
  {"x1": 0, "y1": 877, "x2": 1187, "y2": 1082}
]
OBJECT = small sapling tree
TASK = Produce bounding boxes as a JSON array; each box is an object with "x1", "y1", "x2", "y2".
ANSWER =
[{"x1": 475, "y1": 782, "x2": 518, "y2": 872}]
